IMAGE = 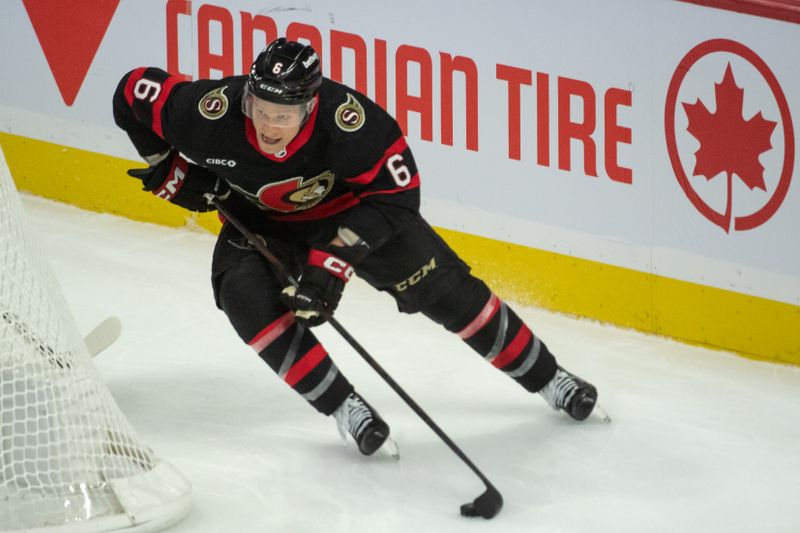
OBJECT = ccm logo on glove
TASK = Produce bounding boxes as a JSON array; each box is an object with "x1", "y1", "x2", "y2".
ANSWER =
[
  {"x1": 308, "y1": 249, "x2": 354, "y2": 281},
  {"x1": 280, "y1": 248, "x2": 353, "y2": 327},
  {"x1": 153, "y1": 156, "x2": 187, "y2": 200},
  {"x1": 127, "y1": 150, "x2": 230, "y2": 212}
]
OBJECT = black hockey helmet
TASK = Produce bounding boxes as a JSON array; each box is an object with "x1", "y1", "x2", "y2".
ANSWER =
[{"x1": 245, "y1": 38, "x2": 322, "y2": 105}]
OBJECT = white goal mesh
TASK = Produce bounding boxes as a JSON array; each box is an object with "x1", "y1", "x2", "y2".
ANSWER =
[{"x1": 0, "y1": 146, "x2": 191, "y2": 532}]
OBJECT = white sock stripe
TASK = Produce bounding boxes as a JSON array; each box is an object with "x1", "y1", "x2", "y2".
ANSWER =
[
  {"x1": 302, "y1": 366, "x2": 339, "y2": 402},
  {"x1": 278, "y1": 324, "x2": 306, "y2": 379},
  {"x1": 505, "y1": 336, "x2": 541, "y2": 378},
  {"x1": 483, "y1": 303, "x2": 508, "y2": 363}
]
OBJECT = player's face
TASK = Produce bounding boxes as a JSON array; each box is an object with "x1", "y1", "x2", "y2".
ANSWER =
[{"x1": 248, "y1": 98, "x2": 310, "y2": 155}]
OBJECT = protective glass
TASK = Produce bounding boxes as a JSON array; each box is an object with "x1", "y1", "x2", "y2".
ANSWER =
[{"x1": 242, "y1": 84, "x2": 315, "y2": 128}]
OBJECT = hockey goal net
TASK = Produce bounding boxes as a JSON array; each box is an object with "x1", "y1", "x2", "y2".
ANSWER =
[{"x1": 0, "y1": 146, "x2": 191, "y2": 532}]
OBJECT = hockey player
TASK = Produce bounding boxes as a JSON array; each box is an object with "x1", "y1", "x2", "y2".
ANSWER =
[{"x1": 113, "y1": 38, "x2": 599, "y2": 456}]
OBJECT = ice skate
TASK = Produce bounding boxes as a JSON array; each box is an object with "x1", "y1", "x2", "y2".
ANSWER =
[
  {"x1": 334, "y1": 392, "x2": 396, "y2": 457},
  {"x1": 539, "y1": 367, "x2": 598, "y2": 421}
]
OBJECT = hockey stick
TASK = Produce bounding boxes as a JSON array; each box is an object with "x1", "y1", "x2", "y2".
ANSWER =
[
  {"x1": 2, "y1": 312, "x2": 122, "y2": 365},
  {"x1": 208, "y1": 196, "x2": 503, "y2": 519}
]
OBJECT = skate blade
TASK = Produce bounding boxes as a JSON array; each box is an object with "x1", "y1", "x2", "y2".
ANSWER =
[
  {"x1": 378, "y1": 436, "x2": 400, "y2": 460},
  {"x1": 594, "y1": 403, "x2": 612, "y2": 423},
  {"x1": 340, "y1": 433, "x2": 400, "y2": 460}
]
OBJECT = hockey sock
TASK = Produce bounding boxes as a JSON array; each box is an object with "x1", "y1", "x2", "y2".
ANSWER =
[
  {"x1": 423, "y1": 275, "x2": 557, "y2": 392},
  {"x1": 246, "y1": 311, "x2": 354, "y2": 415},
  {"x1": 216, "y1": 257, "x2": 353, "y2": 416}
]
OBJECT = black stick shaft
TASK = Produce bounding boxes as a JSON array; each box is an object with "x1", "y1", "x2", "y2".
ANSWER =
[
  {"x1": 326, "y1": 317, "x2": 497, "y2": 488},
  {"x1": 209, "y1": 196, "x2": 500, "y2": 496}
]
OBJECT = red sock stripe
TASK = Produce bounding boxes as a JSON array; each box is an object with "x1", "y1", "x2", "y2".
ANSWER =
[
  {"x1": 491, "y1": 325, "x2": 533, "y2": 370},
  {"x1": 249, "y1": 311, "x2": 294, "y2": 353},
  {"x1": 284, "y1": 344, "x2": 328, "y2": 387},
  {"x1": 151, "y1": 76, "x2": 183, "y2": 138},
  {"x1": 457, "y1": 294, "x2": 500, "y2": 339}
]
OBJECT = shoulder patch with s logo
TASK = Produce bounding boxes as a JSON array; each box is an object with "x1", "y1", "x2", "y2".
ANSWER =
[
  {"x1": 198, "y1": 86, "x2": 229, "y2": 120},
  {"x1": 335, "y1": 93, "x2": 366, "y2": 132}
]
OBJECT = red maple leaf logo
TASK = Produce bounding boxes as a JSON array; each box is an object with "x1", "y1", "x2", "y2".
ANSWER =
[{"x1": 682, "y1": 63, "x2": 777, "y2": 231}]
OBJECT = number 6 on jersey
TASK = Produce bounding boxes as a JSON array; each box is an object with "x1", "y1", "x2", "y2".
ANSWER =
[{"x1": 387, "y1": 154, "x2": 412, "y2": 186}]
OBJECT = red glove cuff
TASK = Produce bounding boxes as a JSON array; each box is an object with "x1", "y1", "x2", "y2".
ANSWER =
[
  {"x1": 152, "y1": 155, "x2": 188, "y2": 200},
  {"x1": 308, "y1": 249, "x2": 354, "y2": 282}
]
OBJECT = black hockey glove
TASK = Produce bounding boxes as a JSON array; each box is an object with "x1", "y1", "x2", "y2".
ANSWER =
[
  {"x1": 127, "y1": 151, "x2": 230, "y2": 212},
  {"x1": 281, "y1": 248, "x2": 354, "y2": 327}
]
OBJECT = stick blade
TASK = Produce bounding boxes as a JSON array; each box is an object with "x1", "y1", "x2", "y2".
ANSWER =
[
  {"x1": 84, "y1": 316, "x2": 122, "y2": 357},
  {"x1": 460, "y1": 486, "x2": 503, "y2": 519}
]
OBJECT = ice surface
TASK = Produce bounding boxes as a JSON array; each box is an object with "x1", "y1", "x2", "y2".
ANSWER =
[{"x1": 22, "y1": 195, "x2": 800, "y2": 533}]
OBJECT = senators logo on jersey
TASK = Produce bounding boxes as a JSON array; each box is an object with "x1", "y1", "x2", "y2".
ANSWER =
[
  {"x1": 256, "y1": 171, "x2": 335, "y2": 212},
  {"x1": 335, "y1": 94, "x2": 365, "y2": 132},
  {"x1": 198, "y1": 86, "x2": 229, "y2": 120}
]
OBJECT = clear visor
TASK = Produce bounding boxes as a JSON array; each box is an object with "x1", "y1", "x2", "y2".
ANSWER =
[{"x1": 242, "y1": 84, "x2": 315, "y2": 129}]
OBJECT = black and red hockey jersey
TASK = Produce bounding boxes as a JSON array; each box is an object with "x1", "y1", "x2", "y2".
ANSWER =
[{"x1": 112, "y1": 68, "x2": 421, "y2": 252}]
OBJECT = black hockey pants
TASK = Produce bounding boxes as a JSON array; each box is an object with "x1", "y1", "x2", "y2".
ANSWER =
[{"x1": 212, "y1": 214, "x2": 557, "y2": 415}]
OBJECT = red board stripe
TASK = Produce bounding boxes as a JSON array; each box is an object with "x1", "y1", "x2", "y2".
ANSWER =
[{"x1": 676, "y1": 0, "x2": 800, "y2": 24}]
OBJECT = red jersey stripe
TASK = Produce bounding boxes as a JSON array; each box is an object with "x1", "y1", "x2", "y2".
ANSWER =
[
  {"x1": 345, "y1": 136, "x2": 409, "y2": 185},
  {"x1": 265, "y1": 173, "x2": 418, "y2": 222},
  {"x1": 457, "y1": 294, "x2": 500, "y2": 339},
  {"x1": 268, "y1": 193, "x2": 360, "y2": 222},
  {"x1": 123, "y1": 67, "x2": 147, "y2": 107},
  {"x1": 358, "y1": 175, "x2": 420, "y2": 199},
  {"x1": 284, "y1": 344, "x2": 328, "y2": 387},
  {"x1": 123, "y1": 68, "x2": 183, "y2": 139},
  {"x1": 152, "y1": 75, "x2": 183, "y2": 139},
  {"x1": 492, "y1": 325, "x2": 533, "y2": 370},
  {"x1": 249, "y1": 311, "x2": 295, "y2": 353}
]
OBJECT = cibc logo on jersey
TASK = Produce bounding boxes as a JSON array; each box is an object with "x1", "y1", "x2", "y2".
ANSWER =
[
  {"x1": 254, "y1": 171, "x2": 335, "y2": 212},
  {"x1": 205, "y1": 158, "x2": 237, "y2": 167}
]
